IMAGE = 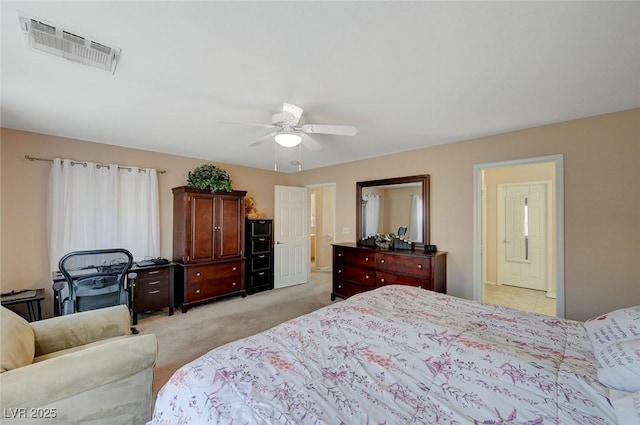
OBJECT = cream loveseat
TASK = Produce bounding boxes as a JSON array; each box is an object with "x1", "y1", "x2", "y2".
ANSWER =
[{"x1": 0, "y1": 304, "x2": 157, "y2": 424}]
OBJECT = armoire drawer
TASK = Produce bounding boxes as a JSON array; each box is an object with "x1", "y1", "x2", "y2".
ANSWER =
[
  {"x1": 186, "y1": 261, "x2": 242, "y2": 283},
  {"x1": 185, "y1": 277, "x2": 242, "y2": 302}
]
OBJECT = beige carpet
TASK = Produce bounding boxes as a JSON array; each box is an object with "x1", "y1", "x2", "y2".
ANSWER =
[{"x1": 136, "y1": 271, "x2": 335, "y2": 397}]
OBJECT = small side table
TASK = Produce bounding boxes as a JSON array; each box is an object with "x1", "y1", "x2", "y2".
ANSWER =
[{"x1": 1, "y1": 288, "x2": 45, "y2": 321}]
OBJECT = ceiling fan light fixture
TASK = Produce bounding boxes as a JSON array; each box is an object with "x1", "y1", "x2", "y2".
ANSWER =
[{"x1": 274, "y1": 131, "x2": 302, "y2": 147}]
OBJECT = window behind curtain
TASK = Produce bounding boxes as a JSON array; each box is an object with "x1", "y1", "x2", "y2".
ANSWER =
[{"x1": 47, "y1": 158, "x2": 160, "y2": 271}]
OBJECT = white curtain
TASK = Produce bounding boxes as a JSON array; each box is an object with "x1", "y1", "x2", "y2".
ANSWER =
[
  {"x1": 47, "y1": 158, "x2": 160, "y2": 271},
  {"x1": 363, "y1": 194, "x2": 380, "y2": 236},
  {"x1": 409, "y1": 194, "x2": 423, "y2": 242}
]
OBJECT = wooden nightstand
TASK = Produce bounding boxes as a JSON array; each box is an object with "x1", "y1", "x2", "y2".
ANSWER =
[{"x1": 131, "y1": 263, "x2": 175, "y2": 324}]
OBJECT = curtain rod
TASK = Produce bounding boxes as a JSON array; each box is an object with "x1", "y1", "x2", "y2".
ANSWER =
[{"x1": 25, "y1": 155, "x2": 167, "y2": 174}]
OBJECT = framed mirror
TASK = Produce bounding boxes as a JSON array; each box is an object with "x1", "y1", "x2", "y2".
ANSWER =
[{"x1": 356, "y1": 174, "x2": 430, "y2": 249}]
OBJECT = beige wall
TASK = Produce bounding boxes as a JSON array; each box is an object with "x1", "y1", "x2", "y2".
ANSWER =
[
  {"x1": 1, "y1": 108, "x2": 639, "y2": 321},
  {"x1": 289, "y1": 108, "x2": 640, "y2": 321},
  {"x1": 0, "y1": 129, "x2": 289, "y2": 317}
]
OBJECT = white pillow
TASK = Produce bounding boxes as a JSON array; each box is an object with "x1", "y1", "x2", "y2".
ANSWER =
[
  {"x1": 584, "y1": 305, "x2": 640, "y2": 352},
  {"x1": 609, "y1": 389, "x2": 640, "y2": 425},
  {"x1": 595, "y1": 339, "x2": 640, "y2": 392}
]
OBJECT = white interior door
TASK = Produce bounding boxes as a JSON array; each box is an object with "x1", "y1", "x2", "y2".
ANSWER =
[
  {"x1": 274, "y1": 185, "x2": 309, "y2": 289},
  {"x1": 498, "y1": 183, "x2": 548, "y2": 291}
]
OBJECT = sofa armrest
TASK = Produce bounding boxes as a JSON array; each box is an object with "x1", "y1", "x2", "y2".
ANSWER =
[
  {"x1": 0, "y1": 333, "x2": 157, "y2": 409},
  {"x1": 30, "y1": 305, "x2": 131, "y2": 356}
]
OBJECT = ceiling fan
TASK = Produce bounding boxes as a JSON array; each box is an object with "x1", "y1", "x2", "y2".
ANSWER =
[{"x1": 219, "y1": 103, "x2": 357, "y2": 149}]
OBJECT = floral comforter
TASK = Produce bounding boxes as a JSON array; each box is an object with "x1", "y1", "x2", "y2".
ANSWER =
[{"x1": 149, "y1": 285, "x2": 616, "y2": 425}]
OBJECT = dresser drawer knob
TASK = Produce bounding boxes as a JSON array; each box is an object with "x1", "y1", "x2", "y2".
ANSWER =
[
  {"x1": 365, "y1": 275, "x2": 370, "y2": 279},
  {"x1": 338, "y1": 253, "x2": 342, "y2": 257},
  {"x1": 258, "y1": 255, "x2": 265, "y2": 258},
  {"x1": 380, "y1": 259, "x2": 385, "y2": 264},
  {"x1": 233, "y1": 267, "x2": 237, "y2": 271},
  {"x1": 232, "y1": 282, "x2": 237, "y2": 286},
  {"x1": 148, "y1": 281, "x2": 160, "y2": 285},
  {"x1": 418, "y1": 285, "x2": 422, "y2": 289},
  {"x1": 338, "y1": 285, "x2": 342, "y2": 289},
  {"x1": 195, "y1": 289, "x2": 201, "y2": 294},
  {"x1": 365, "y1": 257, "x2": 369, "y2": 261},
  {"x1": 338, "y1": 269, "x2": 342, "y2": 273},
  {"x1": 418, "y1": 264, "x2": 423, "y2": 269},
  {"x1": 196, "y1": 272, "x2": 201, "y2": 277},
  {"x1": 258, "y1": 272, "x2": 265, "y2": 276},
  {"x1": 380, "y1": 278, "x2": 385, "y2": 283},
  {"x1": 148, "y1": 270, "x2": 160, "y2": 275},
  {"x1": 148, "y1": 289, "x2": 160, "y2": 295}
]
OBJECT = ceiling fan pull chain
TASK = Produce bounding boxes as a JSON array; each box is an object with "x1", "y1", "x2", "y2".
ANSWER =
[
  {"x1": 298, "y1": 144, "x2": 302, "y2": 171},
  {"x1": 274, "y1": 142, "x2": 278, "y2": 171}
]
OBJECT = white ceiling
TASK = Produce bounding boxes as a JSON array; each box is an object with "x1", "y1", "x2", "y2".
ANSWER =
[{"x1": 2, "y1": 1, "x2": 639, "y2": 172}]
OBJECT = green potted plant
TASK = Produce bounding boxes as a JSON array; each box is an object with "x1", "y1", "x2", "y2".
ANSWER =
[{"x1": 187, "y1": 164, "x2": 233, "y2": 192}]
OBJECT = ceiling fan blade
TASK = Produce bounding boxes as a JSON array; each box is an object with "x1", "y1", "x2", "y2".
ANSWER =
[
  {"x1": 300, "y1": 124, "x2": 357, "y2": 136},
  {"x1": 218, "y1": 121, "x2": 276, "y2": 129},
  {"x1": 249, "y1": 131, "x2": 277, "y2": 147},
  {"x1": 282, "y1": 103, "x2": 304, "y2": 125},
  {"x1": 301, "y1": 134, "x2": 322, "y2": 151}
]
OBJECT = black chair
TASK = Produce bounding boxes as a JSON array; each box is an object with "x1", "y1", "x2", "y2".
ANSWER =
[{"x1": 57, "y1": 249, "x2": 134, "y2": 317}]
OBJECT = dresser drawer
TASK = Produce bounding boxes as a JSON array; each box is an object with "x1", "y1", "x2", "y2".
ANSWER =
[
  {"x1": 248, "y1": 220, "x2": 272, "y2": 237},
  {"x1": 335, "y1": 248, "x2": 375, "y2": 269},
  {"x1": 249, "y1": 254, "x2": 271, "y2": 271},
  {"x1": 336, "y1": 264, "x2": 376, "y2": 286},
  {"x1": 376, "y1": 271, "x2": 432, "y2": 289},
  {"x1": 376, "y1": 253, "x2": 431, "y2": 279},
  {"x1": 249, "y1": 238, "x2": 271, "y2": 254},
  {"x1": 186, "y1": 261, "x2": 242, "y2": 283},
  {"x1": 248, "y1": 270, "x2": 272, "y2": 289},
  {"x1": 333, "y1": 280, "x2": 372, "y2": 299}
]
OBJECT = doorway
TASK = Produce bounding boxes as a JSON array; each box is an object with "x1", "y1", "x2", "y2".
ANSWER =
[
  {"x1": 307, "y1": 183, "x2": 336, "y2": 273},
  {"x1": 474, "y1": 155, "x2": 565, "y2": 318}
]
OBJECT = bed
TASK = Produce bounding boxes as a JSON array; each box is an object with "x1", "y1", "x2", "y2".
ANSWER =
[{"x1": 149, "y1": 285, "x2": 640, "y2": 424}]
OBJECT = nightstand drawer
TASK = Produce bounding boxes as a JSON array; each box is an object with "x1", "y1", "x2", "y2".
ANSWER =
[{"x1": 136, "y1": 267, "x2": 169, "y2": 283}]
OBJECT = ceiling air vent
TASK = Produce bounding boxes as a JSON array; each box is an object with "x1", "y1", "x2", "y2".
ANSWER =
[{"x1": 18, "y1": 12, "x2": 121, "y2": 74}]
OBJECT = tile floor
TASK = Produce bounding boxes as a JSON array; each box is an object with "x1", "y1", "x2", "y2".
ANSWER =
[{"x1": 484, "y1": 283, "x2": 557, "y2": 316}]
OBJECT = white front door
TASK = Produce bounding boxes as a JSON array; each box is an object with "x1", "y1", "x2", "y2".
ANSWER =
[
  {"x1": 274, "y1": 185, "x2": 309, "y2": 289},
  {"x1": 497, "y1": 183, "x2": 548, "y2": 291}
]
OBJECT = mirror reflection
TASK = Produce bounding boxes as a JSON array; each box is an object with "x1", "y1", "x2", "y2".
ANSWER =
[
  {"x1": 361, "y1": 183, "x2": 423, "y2": 242},
  {"x1": 356, "y1": 175, "x2": 430, "y2": 248}
]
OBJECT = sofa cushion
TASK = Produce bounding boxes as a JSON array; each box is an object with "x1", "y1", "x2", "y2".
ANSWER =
[
  {"x1": 1, "y1": 306, "x2": 35, "y2": 372},
  {"x1": 32, "y1": 335, "x2": 129, "y2": 363}
]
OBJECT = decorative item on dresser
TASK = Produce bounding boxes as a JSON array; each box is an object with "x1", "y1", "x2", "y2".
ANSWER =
[
  {"x1": 245, "y1": 219, "x2": 274, "y2": 294},
  {"x1": 130, "y1": 262, "x2": 174, "y2": 325},
  {"x1": 172, "y1": 186, "x2": 247, "y2": 313},
  {"x1": 332, "y1": 243, "x2": 447, "y2": 300}
]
